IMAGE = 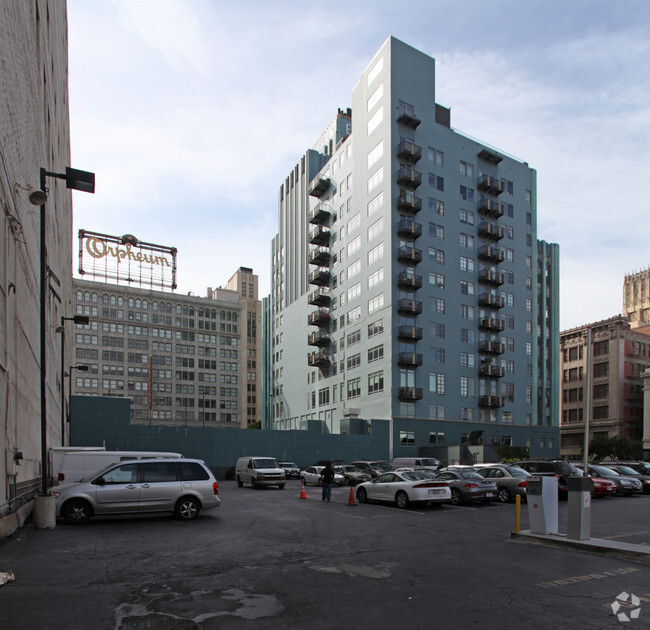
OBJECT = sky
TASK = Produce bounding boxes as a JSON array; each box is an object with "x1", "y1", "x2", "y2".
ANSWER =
[{"x1": 66, "y1": 0, "x2": 650, "y2": 331}]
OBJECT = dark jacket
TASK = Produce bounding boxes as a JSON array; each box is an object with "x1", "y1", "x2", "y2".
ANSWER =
[{"x1": 320, "y1": 464, "x2": 335, "y2": 484}]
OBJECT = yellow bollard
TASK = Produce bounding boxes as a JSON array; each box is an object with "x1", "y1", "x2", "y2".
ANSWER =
[{"x1": 514, "y1": 494, "x2": 521, "y2": 532}]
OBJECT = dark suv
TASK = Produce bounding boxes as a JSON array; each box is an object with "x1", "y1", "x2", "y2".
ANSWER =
[{"x1": 514, "y1": 460, "x2": 581, "y2": 495}]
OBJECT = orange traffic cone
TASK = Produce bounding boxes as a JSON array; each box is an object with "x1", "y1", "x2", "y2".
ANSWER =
[
  {"x1": 347, "y1": 486, "x2": 356, "y2": 506},
  {"x1": 299, "y1": 480, "x2": 307, "y2": 500}
]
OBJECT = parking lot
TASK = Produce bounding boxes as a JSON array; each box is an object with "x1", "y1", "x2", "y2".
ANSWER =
[{"x1": 2, "y1": 479, "x2": 650, "y2": 629}]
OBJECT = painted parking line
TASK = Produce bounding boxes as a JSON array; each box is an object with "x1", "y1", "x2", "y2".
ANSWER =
[{"x1": 536, "y1": 566, "x2": 642, "y2": 589}]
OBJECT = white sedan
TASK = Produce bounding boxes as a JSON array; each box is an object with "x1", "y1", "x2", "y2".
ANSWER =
[
  {"x1": 355, "y1": 470, "x2": 451, "y2": 508},
  {"x1": 300, "y1": 466, "x2": 345, "y2": 486}
]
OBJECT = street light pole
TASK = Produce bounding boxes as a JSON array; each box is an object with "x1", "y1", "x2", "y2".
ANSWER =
[{"x1": 32, "y1": 167, "x2": 95, "y2": 496}]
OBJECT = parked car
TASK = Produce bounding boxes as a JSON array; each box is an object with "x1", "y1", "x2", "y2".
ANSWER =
[
  {"x1": 599, "y1": 461, "x2": 650, "y2": 475},
  {"x1": 601, "y1": 464, "x2": 650, "y2": 493},
  {"x1": 476, "y1": 465, "x2": 530, "y2": 503},
  {"x1": 588, "y1": 475, "x2": 617, "y2": 497},
  {"x1": 434, "y1": 469, "x2": 498, "y2": 505},
  {"x1": 278, "y1": 462, "x2": 301, "y2": 479},
  {"x1": 235, "y1": 456, "x2": 286, "y2": 489},
  {"x1": 351, "y1": 460, "x2": 392, "y2": 478},
  {"x1": 333, "y1": 465, "x2": 372, "y2": 486},
  {"x1": 391, "y1": 457, "x2": 441, "y2": 472},
  {"x1": 513, "y1": 460, "x2": 581, "y2": 495},
  {"x1": 575, "y1": 464, "x2": 643, "y2": 496},
  {"x1": 53, "y1": 458, "x2": 220, "y2": 524},
  {"x1": 300, "y1": 466, "x2": 345, "y2": 486},
  {"x1": 355, "y1": 470, "x2": 451, "y2": 508}
]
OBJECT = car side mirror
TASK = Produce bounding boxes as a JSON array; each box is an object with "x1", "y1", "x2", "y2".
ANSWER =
[{"x1": 94, "y1": 477, "x2": 106, "y2": 486}]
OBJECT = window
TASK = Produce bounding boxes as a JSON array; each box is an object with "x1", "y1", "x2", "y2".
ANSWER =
[
  {"x1": 460, "y1": 376, "x2": 474, "y2": 397},
  {"x1": 367, "y1": 166, "x2": 384, "y2": 193},
  {"x1": 368, "y1": 345, "x2": 384, "y2": 363},
  {"x1": 428, "y1": 173, "x2": 444, "y2": 191},
  {"x1": 347, "y1": 354, "x2": 361, "y2": 370},
  {"x1": 435, "y1": 298, "x2": 445, "y2": 314},
  {"x1": 460, "y1": 305, "x2": 474, "y2": 320},
  {"x1": 347, "y1": 329, "x2": 361, "y2": 346},
  {"x1": 429, "y1": 198, "x2": 444, "y2": 215},
  {"x1": 367, "y1": 191, "x2": 383, "y2": 216},
  {"x1": 459, "y1": 161, "x2": 474, "y2": 177},
  {"x1": 429, "y1": 273, "x2": 445, "y2": 289},
  {"x1": 460, "y1": 328, "x2": 474, "y2": 343},
  {"x1": 368, "y1": 242, "x2": 384, "y2": 264},
  {"x1": 367, "y1": 106, "x2": 383, "y2": 135},
  {"x1": 459, "y1": 256, "x2": 474, "y2": 272},
  {"x1": 400, "y1": 431, "x2": 415, "y2": 445},
  {"x1": 347, "y1": 283, "x2": 361, "y2": 301},
  {"x1": 429, "y1": 223, "x2": 445, "y2": 240},
  {"x1": 429, "y1": 372, "x2": 445, "y2": 395},
  {"x1": 348, "y1": 235, "x2": 361, "y2": 256},
  {"x1": 428, "y1": 147, "x2": 444, "y2": 165},
  {"x1": 460, "y1": 185, "x2": 474, "y2": 201},
  {"x1": 460, "y1": 352, "x2": 475, "y2": 367},
  {"x1": 460, "y1": 280, "x2": 474, "y2": 295},
  {"x1": 367, "y1": 56, "x2": 383, "y2": 85},
  {"x1": 347, "y1": 259, "x2": 361, "y2": 279},
  {"x1": 347, "y1": 213, "x2": 361, "y2": 233},
  {"x1": 460, "y1": 233, "x2": 474, "y2": 249},
  {"x1": 429, "y1": 247, "x2": 445, "y2": 265},
  {"x1": 347, "y1": 306, "x2": 361, "y2": 324},
  {"x1": 459, "y1": 209, "x2": 474, "y2": 225},
  {"x1": 367, "y1": 83, "x2": 384, "y2": 112},
  {"x1": 347, "y1": 378, "x2": 361, "y2": 399},
  {"x1": 368, "y1": 319, "x2": 384, "y2": 337},
  {"x1": 368, "y1": 268, "x2": 384, "y2": 289},
  {"x1": 368, "y1": 217, "x2": 384, "y2": 241},
  {"x1": 368, "y1": 294, "x2": 384, "y2": 314},
  {"x1": 368, "y1": 370, "x2": 384, "y2": 394}
]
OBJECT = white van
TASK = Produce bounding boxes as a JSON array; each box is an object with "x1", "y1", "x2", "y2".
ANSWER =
[
  {"x1": 235, "y1": 456, "x2": 286, "y2": 489},
  {"x1": 392, "y1": 457, "x2": 441, "y2": 472},
  {"x1": 54, "y1": 450, "x2": 184, "y2": 484}
]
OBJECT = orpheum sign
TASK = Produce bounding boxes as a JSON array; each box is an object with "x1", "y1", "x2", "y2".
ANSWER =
[{"x1": 78, "y1": 229, "x2": 177, "y2": 290}]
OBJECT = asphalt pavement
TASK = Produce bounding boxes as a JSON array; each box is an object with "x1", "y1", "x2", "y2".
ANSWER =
[{"x1": 2, "y1": 481, "x2": 650, "y2": 629}]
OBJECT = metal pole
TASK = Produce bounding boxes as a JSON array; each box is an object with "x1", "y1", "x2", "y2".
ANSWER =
[
  {"x1": 60, "y1": 317, "x2": 65, "y2": 446},
  {"x1": 582, "y1": 327, "x2": 592, "y2": 475},
  {"x1": 39, "y1": 167, "x2": 48, "y2": 495},
  {"x1": 68, "y1": 367, "x2": 73, "y2": 425}
]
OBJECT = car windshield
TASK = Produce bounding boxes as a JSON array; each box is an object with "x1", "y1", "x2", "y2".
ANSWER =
[
  {"x1": 615, "y1": 465, "x2": 638, "y2": 475},
  {"x1": 591, "y1": 465, "x2": 620, "y2": 476},
  {"x1": 401, "y1": 471, "x2": 430, "y2": 481},
  {"x1": 419, "y1": 459, "x2": 438, "y2": 466},
  {"x1": 281, "y1": 462, "x2": 297, "y2": 467},
  {"x1": 254, "y1": 459, "x2": 279, "y2": 469},
  {"x1": 371, "y1": 462, "x2": 391, "y2": 471}
]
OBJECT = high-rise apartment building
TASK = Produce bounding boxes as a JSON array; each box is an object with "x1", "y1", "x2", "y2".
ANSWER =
[
  {"x1": 560, "y1": 316, "x2": 650, "y2": 459},
  {"x1": 72, "y1": 272, "x2": 261, "y2": 429},
  {"x1": 270, "y1": 37, "x2": 560, "y2": 454}
]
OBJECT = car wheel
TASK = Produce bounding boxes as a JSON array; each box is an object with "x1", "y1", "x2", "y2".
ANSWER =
[
  {"x1": 357, "y1": 487, "x2": 369, "y2": 504},
  {"x1": 395, "y1": 491, "x2": 409, "y2": 509},
  {"x1": 61, "y1": 499, "x2": 92, "y2": 525},
  {"x1": 236, "y1": 476, "x2": 243, "y2": 488},
  {"x1": 251, "y1": 478, "x2": 257, "y2": 489},
  {"x1": 175, "y1": 497, "x2": 200, "y2": 521},
  {"x1": 498, "y1": 487, "x2": 511, "y2": 503},
  {"x1": 450, "y1": 489, "x2": 463, "y2": 506},
  {"x1": 278, "y1": 484, "x2": 285, "y2": 489}
]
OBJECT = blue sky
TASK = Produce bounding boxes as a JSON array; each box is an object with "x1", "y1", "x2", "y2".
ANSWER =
[{"x1": 67, "y1": 0, "x2": 650, "y2": 330}]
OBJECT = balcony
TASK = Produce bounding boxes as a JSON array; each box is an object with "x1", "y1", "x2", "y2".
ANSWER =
[
  {"x1": 477, "y1": 245, "x2": 505, "y2": 264},
  {"x1": 399, "y1": 386, "x2": 423, "y2": 400},
  {"x1": 308, "y1": 268, "x2": 330, "y2": 286},
  {"x1": 397, "y1": 109, "x2": 421, "y2": 129},
  {"x1": 478, "y1": 268, "x2": 505, "y2": 287},
  {"x1": 397, "y1": 140, "x2": 422, "y2": 163},
  {"x1": 398, "y1": 298, "x2": 423, "y2": 315},
  {"x1": 477, "y1": 174, "x2": 504, "y2": 196},
  {"x1": 307, "y1": 350, "x2": 330, "y2": 367},
  {"x1": 308, "y1": 225, "x2": 330, "y2": 246},
  {"x1": 479, "y1": 364, "x2": 505, "y2": 379},
  {"x1": 397, "y1": 272, "x2": 423, "y2": 290},
  {"x1": 398, "y1": 325, "x2": 423, "y2": 341},
  {"x1": 397, "y1": 245, "x2": 422, "y2": 264},
  {"x1": 308, "y1": 247, "x2": 331, "y2": 266},
  {"x1": 479, "y1": 395, "x2": 505, "y2": 408},
  {"x1": 478, "y1": 293, "x2": 505, "y2": 309},
  {"x1": 397, "y1": 166, "x2": 422, "y2": 189},
  {"x1": 477, "y1": 148, "x2": 503, "y2": 165},
  {"x1": 308, "y1": 204, "x2": 331, "y2": 225},
  {"x1": 308, "y1": 176, "x2": 331, "y2": 198},
  {"x1": 479, "y1": 340, "x2": 505, "y2": 355},
  {"x1": 397, "y1": 218, "x2": 422, "y2": 239},
  {"x1": 477, "y1": 198, "x2": 504, "y2": 219},
  {"x1": 308, "y1": 331, "x2": 330, "y2": 347},
  {"x1": 397, "y1": 190, "x2": 422, "y2": 214},
  {"x1": 398, "y1": 352, "x2": 423, "y2": 367},
  {"x1": 477, "y1": 221, "x2": 504, "y2": 241},
  {"x1": 479, "y1": 317, "x2": 505, "y2": 332},
  {"x1": 307, "y1": 308, "x2": 330, "y2": 327},
  {"x1": 308, "y1": 288, "x2": 331, "y2": 307}
]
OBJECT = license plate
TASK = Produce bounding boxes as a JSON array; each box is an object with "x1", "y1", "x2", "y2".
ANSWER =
[
  {"x1": 486, "y1": 492, "x2": 495, "y2": 497},
  {"x1": 428, "y1": 489, "x2": 443, "y2": 495}
]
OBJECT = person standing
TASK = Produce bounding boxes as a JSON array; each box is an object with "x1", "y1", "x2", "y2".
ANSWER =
[{"x1": 320, "y1": 461, "x2": 335, "y2": 502}]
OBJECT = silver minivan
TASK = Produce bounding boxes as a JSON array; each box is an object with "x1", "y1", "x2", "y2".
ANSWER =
[{"x1": 53, "y1": 459, "x2": 220, "y2": 523}]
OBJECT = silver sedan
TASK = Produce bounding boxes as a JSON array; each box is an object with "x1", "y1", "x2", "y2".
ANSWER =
[{"x1": 434, "y1": 469, "x2": 498, "y2": 505}]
